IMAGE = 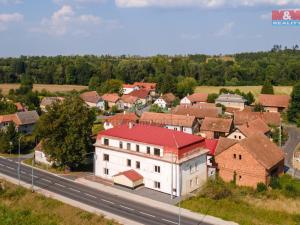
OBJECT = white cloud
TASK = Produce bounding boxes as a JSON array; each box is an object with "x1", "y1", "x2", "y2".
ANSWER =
[
  {"x1": 215, "y1": 22, "x2": 234, "y2": 37},
  {"x1": 0, "y1": 12, "x2": 23, "y2": 31},
  {"x1": 115, "y1": 0, "x2": 300, "y2": 8},
  {"x1": 31, "y1": 5, "x2": 119, "y2": 36},
  {"x1": 53, "y1": 0, "x2": 106, "y2": 5}
]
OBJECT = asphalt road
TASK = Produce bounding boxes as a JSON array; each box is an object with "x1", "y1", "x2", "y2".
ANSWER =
[
  {"x1": 0, "y1": 157, "x2": 211, "y2": 225},
  {"x1": 282, "y1": 126, "x2": 300, "y2": 167}
]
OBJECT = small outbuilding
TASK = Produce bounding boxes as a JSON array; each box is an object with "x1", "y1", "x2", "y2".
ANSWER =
[{"x1": 113, "y1": 169, "x2": 144, "y2": 189}]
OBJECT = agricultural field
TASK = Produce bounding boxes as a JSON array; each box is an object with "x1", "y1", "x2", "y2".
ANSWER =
[
  {"x1": 0, "y1": 179, "x2": 119, "y2": 225},
  {"x1": 195, "y1": 86, "x2": 293, "y2": 98},
  {"x1": 0, "y1": 84, "x2": 88, "y2": 95}
]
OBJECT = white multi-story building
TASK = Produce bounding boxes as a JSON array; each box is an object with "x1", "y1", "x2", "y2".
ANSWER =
[{"x1": 94, "y1": 124, "x2": 209, "y2": 196}]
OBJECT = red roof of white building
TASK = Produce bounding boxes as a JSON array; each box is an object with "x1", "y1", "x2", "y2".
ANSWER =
[
  {"x1": 113, "y1": 169, "x2": 143, "y2": 181},
  {"x1": 205, "y1": 139, "x2": 219, "y2": 155}
]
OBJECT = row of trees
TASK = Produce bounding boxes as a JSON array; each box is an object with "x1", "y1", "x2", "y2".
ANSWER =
[{"x1": 1, "y1": 47, "x2": 300, "y2": 87}]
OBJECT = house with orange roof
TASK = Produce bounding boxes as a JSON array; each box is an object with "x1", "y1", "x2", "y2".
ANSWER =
[
  {"x1": 133, "y1": 82, "x2": 157, "y2": 97},
  {"x1": 101, "y1": 93, "x2": 122, "y2": 109},
  {"x1": 180, "y1": 93, "x2": 208, "y2": 105},
  {"x1": 200, "y1": 117, "x2": 233, "y2": 139},
  {"x1": 128, "y1": 89, "x2": 151, "y2": 105},
  {"x1": 172, "y1": 105, "x2": 219, "y2": 122},
  {"x1": 215, "y1": 133, "x2": 284, "y2": 187},
  {"x1": 234, "y1": 111, "x2": 281, "y2": 127},
  {"x1": 80, "y1": 91, "x2": 105, "y2": 110},
  {"x1": 154, "y1": 93, "x2": 176, "y2": 109},
  {"x1": 122, "y1": 84, "x2": 139, "y2": 95},
  {"x1": 103, "y1": 112, "x2": 139, "y2": 130},
  {"x1": 120, "y1": 95, "x2": 140, "y2": 109},
  {"x1": 258, "y1": 94, "x2": 290, "y2": 113}
]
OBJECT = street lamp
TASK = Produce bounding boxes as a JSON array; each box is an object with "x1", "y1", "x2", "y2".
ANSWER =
[{"x1": 18, "y1": 134, "x2": 26, "y2": 186}]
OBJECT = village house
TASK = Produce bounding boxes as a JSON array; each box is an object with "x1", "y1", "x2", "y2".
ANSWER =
[
  {"x1": 215, "y1": 133, "x2": 284, "y2": 187},
  {"x1": 122, "y1": 84, "x2": 139, "y2": 95},
  {"x1": 140, "y1": 112, "x2": 199, "y2": 134},
  {"x1": 101, "y1": 93, "x2": 122, "y2": 109},
  {"x1": 40, "y1": 97, "x2": 65, "y2": 112},
  {"x1": 258, "y1": 94, "x2": 290, "y2": 113},
  {"x1": 234, "y1": 111, "x2": 281, "y2": 127},
  {"x1": 200, "y1": 117, "x2": 233, "y2": 139},
  {"x1": 154, "y1": 93, "x2": 176, "y2": 109},
  {"x1": 227, "y1": 118, "x2": 271, "y2": 141},
  {"x1": 14, "y1": 102, "x2": 27, "y2": 112},
  {"x1": 80, "y1": 91, "x2": 105, "y2": 110},
  {"x1": 0, "y1": 110, "x2": 39, "y2": 134},
  {"x1": 128, "y1": 89, "x2": 151, "y2": 105},
  {"x1": 94, "y1": 124, "x2": 209, "y2": 196},
  {"x1": 180, "y1": 93, "x2": 208, "y2": 105},
  {"x1": 120, "y1": 95, "x2": 139, "y2": 109},
  {"x1": 103, "y1": 112, "x2": 139, "y2": 130},
  {"x1": 215, "y1": 94, "x2": 247, "y2": 110},
  {"x1": 172, "y1": 105, "x2": 219, "y2": 123},
  {"x1": 133, "y1": 82, "x2": 157, "y2": 96}
]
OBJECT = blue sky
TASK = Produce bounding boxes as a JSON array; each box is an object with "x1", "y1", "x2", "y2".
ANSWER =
[{"x1": 0, "y1": 0, "x2": 300, "y2": 56}]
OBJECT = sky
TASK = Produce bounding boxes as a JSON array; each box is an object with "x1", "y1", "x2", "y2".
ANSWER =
[{"x1": 0, "y1": 0, "x2": 300, "y2": 56}]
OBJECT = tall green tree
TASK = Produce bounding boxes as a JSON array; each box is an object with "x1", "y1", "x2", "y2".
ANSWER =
[
  {"x1": 35, "y1": 96, "x2": 96, "y2": 169},
  {"x1": 97, "y1": 79, "x2": 123, "y2": 94},
  {"x1": 261, "y1": 80, "x2": 274, "y2": 94},
  {"x1": 176, "y1": 77, "x2": 197, "y2": 98},
  {"x1": 288, "y1": 82, "x2": 300, "y2": 124}
]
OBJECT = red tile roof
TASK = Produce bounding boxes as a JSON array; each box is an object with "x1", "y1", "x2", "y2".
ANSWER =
[
  {"x1": 14, "y1": 102, "x2": 26, "y2": 111},
  {"x1": 234, "y1": 111, "x2": 281, "y2": 127},
  {"x1": 215, "y1": 137, "x2": 238, "y2": 156},
  {"x1": 105, "y1": 112, "x2": 138, "y2": 127},
  {"x1": 160, "y1": 93, "x2": 176, "y2": 104},
  {"x1": 101, "y1": 93, "x2": 120, "y2": 103},
  {"x1": 258, "y1": 94, "x2": 290, "y2": 108},
  {"x1": 121, "y1": 95, "x2": 139, "y2": 104},
  {"x1": 172, "y1": 105, "x2": 218, "y2": 119},
  {"x1": 237, "y1": 118, "x2": 270, "y2": 137},
  {"x1": 123, "y1": 84, "x2": 137, "y2": 88},
  {"x1": 98, "y1": 124, "x2": 204, "y2": 150},
  {"x1": 114, "y1": 169, "x2": 143, "y2": 182},
  {"x1": 187, "y1": 93, "x2": 208, "y2": 103},
  {"x1": 129, "y1": 89, "x2": 150, "y2": 99},
  {"x1": 80, "y1": 91, "x2": 101, "y2": 104},
  {"x1": 140, "y1": 112, "x2": 196, "y2": 127},
  {"x1": 205, "y1": 139, "x2": 219, "y2": 155},
  {"x1": 133, "y1": 82, "x2": 156, "y2": 90},
  {"x1": 201, "y1": 117, "x2": 233, "y2": 133}
]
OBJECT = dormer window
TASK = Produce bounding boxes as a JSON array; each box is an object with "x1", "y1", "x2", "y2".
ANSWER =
[
  {"x1": 104, "y1": 138, "x2": 109, "y2": 146},
  {"x1": 154, "y1": 148, "x2": 160, "y2": 156}
]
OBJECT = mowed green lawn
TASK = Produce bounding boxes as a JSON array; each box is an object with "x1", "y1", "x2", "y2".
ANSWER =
[{"x1": 195, "y1": 86, "x2": 293, "y2": 98}]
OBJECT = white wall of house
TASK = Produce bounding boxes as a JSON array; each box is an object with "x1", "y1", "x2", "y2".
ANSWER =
[
  {"x1": 35, "y1": 150, "x2": 52, "y2": 165},
  {"x1": 122, "y1": 87, "x2": 139, "y2": 95},
  {"x1": 215, "y1": 101, "x2": 245, "y2": 110},
  {"x1": 264, "y1": 106, "x2": 279, "y2": 113},
  {"x1": 154, "y1": 98, "x2": 167, "y2": 108},
  {"x1": 227, "y1": 130, "x2": 246, "y2": 140},
  {"x1": 103, "y1": 122, "x2": 114, "y2": 130},
  {"x1": 165, "y1": 125, "x2": 193, "y2": 134},
  {"x1": 95, "y1": 137, "x2": 207, "y2": 196},
  {"x1": 180, "y1": 97, "x2": 191, "y2": 105}
]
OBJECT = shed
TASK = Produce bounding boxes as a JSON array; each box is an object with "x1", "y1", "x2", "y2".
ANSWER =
[{"x1": 113, "y1": 170, "x2": 143, "y2": 189}]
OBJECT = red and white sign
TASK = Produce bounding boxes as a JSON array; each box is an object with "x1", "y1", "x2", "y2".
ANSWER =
[{"x1": 272, "y1": 10, "x2": 300, "y2": 20}]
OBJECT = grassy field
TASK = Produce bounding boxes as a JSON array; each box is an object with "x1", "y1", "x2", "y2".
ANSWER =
[
  {"x1": 0, "y1": 179, "x2": 119, "y2": 225},
  {"x1": 181, "y1": 176, "x2": 300, "y2": 225},
  {"x1": 0, "y1": 84, "x2": 88, "y2": 95},
  {"x1": 195, "y1": 86, "x2": 293, "y2": 98}
]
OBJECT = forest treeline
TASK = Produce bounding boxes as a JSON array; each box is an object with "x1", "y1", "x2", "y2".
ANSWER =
[{"x1": 0, "y1": 46, "x2": 300, "y2": 87}]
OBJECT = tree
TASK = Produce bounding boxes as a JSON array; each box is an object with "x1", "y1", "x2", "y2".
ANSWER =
[
  {"x1": 288, "y1": 82, "x2": 300, "y2": 123},
  {"x1": 207, "y1": 93, "x2": 219, "y2": 103},
  {"x1": 16, "y1": 75, "x2": 33, "y2": 95},
  {"x1": 88, "y1": 76, "x2": 100, "y2": 90},
  {"x1": 97, "y1": 79, "x2": 123, "y2": 94},
  {"x1": 253, "y1": 103, "x2": 265, "y2": 112},
  {"x1": 261, "y1": 80, "x2": 274, "y2": 94},
  {"x1": 35, "y1": 96, "x2": 96, "y2": 170},
  {"x1": 0, "y1": 123, "x2": 19, "y2": 154},
  {"x1": 244, "y1": 92, "x2": 255, "y2": 105},
  {"x1": 149, "y1": 104, "x2": 163, "y2": 113},
  {"x1": 176, "y1": 77, "x2": 197, "y2": 98}
]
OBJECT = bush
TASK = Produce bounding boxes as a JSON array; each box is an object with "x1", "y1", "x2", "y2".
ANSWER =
[
  {"x1": 270, "y1": 177, "x2": 281, "y2": 190},
  {"x1": 284, "y1": 184, "x2": 298, "y2": 197},
  {"x1": 200, "y1": 179, "x2": 232, "y2": 200},
  {"x1": 256, "y1": 183, "x2": 267, "y2": 192}
]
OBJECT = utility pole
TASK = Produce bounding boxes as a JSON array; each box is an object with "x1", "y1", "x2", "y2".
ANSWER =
[{"x1": 18, "y1": 135, "x2": 25, "y2": 185}]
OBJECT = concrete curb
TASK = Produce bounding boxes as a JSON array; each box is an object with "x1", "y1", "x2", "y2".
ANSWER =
[{"x1": 0, "y1": 173, "x2": 141, "y2": 225}]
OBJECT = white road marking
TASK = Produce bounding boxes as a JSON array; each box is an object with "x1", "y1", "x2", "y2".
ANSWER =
[
  {"x1": 55, "y1": 183, "x2": 66, "y2": 188},
  {"x1": 119, "y1": 205, "x2": 134, "y2": 211},
  {"x1": 33, "y1": 175, "x2": 38, "y2": 178},
  {"x1": 0, "y1": 163, "x2": 4, "y2": 166},
  {"x1": 69, "y1": 187, "x2": 80, "y2": 193},
  {"x1": 101, "y1": 199, "x2": 114, "y2": 204},
  {"x1": 138, "y1": 211, "x2": 155, "y2": 218},
  {"x1": 162, "y1": 218, "x2": 177, "y2": 224},
  {"x1": 84, "y1": 193, "x2": 97, "y2": 199},
  {"x1": 7, "y1": 166, "x2": 14, "y2": 170},
  {"x1": 42, "y1": 178, "x2": 51, "y2": 183},
  {"x1": 7, "y1": 159, "x2": 13, "y2": 162},
  {"x1": 21, "y1": 171, "x2": 27, "y2": 174}
]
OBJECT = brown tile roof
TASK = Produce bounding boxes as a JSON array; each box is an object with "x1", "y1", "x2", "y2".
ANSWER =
[
  {"x1": 234, "y1": 111, "x2": 281, "y2": 127},
  {"x1": 80, "y1": 91, "x2": 101, "y2": 104},
  {"x1": 129, "y1": 89, "x2": 150, "y2": 99},
  {"x1": 16, "y1": 111, "x2": 39, "y2": 125},
  {"x1": 0, "y1": 114, "x2": 19, "y2": 124},
  {"x1": 14, "y1": 102, "x2": 26, "y2": 111},
  {"x1": 187, "y1": 93, "x2": 208, "y2": 103},
  {"x1": 161, "y1": 93, "x2": 176, "y2": 104},
  {"x1": 105, "y1": 112, "x2": 138, "y2": 127},
  {"x1": 140, "y1": 112, "x2": 196, "y2": 127},
  {"x1": 192, "y1": 103, "x2": 217, "y2": 108},
  {"x1": 215, "y1": 137, "x2": 238, "y2": 156},
  {"x1": 237, "y1": 118, "x2": 270, "y2": 137},
  {"x1": 258, "y1": 94, "x2": 290, "y2": 108},
  {"x1": 114, "y1": 169, "x2": 143, "y2": 181},
  {"x1": 225, "y1": 107, "x2": 240, "y2": 114},
  {"x1": 133, "y1": 82, "x2": 156, "y2": 90},
  {"x1": 200, "y1": 117, "x2": 233, "y2": 133},
  {"x1": 239, "y1": 133, "x2": 284, "y2": 170},
  {"x1": 121, "y1": 95, "x2": 139, "y2": 104},
  {"x1": 101, "y1": 93, "x2": 120, "y2": 103},
  {"x1": 172, "y1": 105, "x2": 218, "y2": 119}
]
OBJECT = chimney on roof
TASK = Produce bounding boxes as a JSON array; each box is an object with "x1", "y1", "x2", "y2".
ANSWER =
[
  {"x1": 123, "y1": 111, "x2": 126, "y2": 115},
  {"x1": 128, "y1": 122, "x2": 134, "y2": 129}
]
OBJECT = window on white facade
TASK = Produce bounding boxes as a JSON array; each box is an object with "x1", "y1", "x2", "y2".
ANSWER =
[
  {"x1": 239, "y1": 136, "x2": 241, "y2": 140},
  {"x1": 103, "y1": 168, "x2": 109, "y2": 175},
  {"x1": 147, "y1": 147, "x2": 151, "y2": 154},
  {"x1": 154, "y1": 181, "x2": 161, "y2": 189},
  {"x1": 154, "y1": 148, "x2": 160, "y2": 156},
  {"x1": 234, "y1": 135, "x2": 237, "y2": 139},
  {"x1": 119, "y1": 141, "x2": 123, "y2": 149},
  {"x1": 103, "y1": 154, "x2": 109, "y2": 161},
  {"x1": 127, "y1": 159, "x2": 131, "y2": 167},
  {"x1": 104, "y1": 138, "x2": 109, "y2": 146},
  {"x1": 127, "y1": 143, "x2": 131, "y2": 150},
  {"x1": 136, "y1": 145, "x2": 140, "y2": 152},
  {"x1": 154, "y1": 165, "x2": 160, "y2": 173},
  {"x1": 136, "y1": 161, "x2": 140, "y2": 169}
]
